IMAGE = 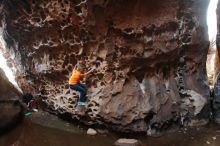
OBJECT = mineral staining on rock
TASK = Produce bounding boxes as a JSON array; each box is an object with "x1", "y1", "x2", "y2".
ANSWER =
[{"x1": 0, "y1": 0, "x2": 210, "y2": 133}]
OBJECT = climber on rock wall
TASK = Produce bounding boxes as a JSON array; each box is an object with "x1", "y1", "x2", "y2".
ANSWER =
[{"x1": 69, "y1": 60, "x2": 95, "y2": 115}]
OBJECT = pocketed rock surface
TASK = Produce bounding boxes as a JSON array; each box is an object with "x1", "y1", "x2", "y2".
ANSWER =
[{"x1": 0, "y1": 0, "x2": 210, "y2": 133}]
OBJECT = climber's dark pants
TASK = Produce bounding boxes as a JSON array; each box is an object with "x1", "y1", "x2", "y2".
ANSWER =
[{"x1": 69, "y1": 83, "x2": 87, "y2": 103}]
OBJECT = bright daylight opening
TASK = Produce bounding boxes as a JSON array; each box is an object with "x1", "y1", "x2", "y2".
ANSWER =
[
  {"x1": 0, "y1": 35, "x2": 22, "y2": 93},
  {"x1": 206, "y1": 0, "x2": 218, "y2": 86}
]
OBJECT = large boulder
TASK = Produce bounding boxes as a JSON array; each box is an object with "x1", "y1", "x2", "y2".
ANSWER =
[
  {"x1": 0, "y1": 68, "x2": 23, "y2": 133},
  {"x1": 0, "y1": 0, "x2": 210, "y2": 133}
]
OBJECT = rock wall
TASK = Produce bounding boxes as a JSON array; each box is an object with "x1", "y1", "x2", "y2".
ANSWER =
[
  {"x1": 0, "y1": 0, "x2": 210, "y2": 133},
  {"x1": 0, "y1": 66, "x2": 23, "y2": 133},
  {"x1": 214, "y1": 0, "x2": 220, "y2": 123}
]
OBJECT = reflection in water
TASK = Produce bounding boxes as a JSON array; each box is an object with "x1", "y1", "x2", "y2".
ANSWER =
[
  {"x1": 0, "y1": 118, "x2": 117, "y2": 146},
  {"x1": 1, "y1": 116, "x2": 220, "y2": 146}
]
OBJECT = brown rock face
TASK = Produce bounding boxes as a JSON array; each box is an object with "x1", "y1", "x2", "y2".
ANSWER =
[
  {"x1": 0, "y1": 68, "x2": 23, "y2": 133},
  {"x1": 0, "y1": 0, "x2": 210, "y2": 133},
  {"x1": 214, "y1": 0, "x2": 220, "y2": 123}
]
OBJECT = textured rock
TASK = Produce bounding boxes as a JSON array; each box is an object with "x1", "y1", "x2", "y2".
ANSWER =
[
  {"x1": 0, "y1": 68, "x2": 23, "y2": 133},
  {"x1": 214, "y1": 0, "x2": 220, "y2": 124},
  {"x1": 0, "y1": 0, "x2": 210, "y2": 133},
  {"x1": 213, "y1": 73, "x2": 220, "y2": 123}
]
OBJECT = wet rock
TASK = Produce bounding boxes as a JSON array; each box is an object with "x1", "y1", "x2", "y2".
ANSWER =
[
  {"x1": 87, "y1": 128, "x2": 97, "y2": 135},
  {"x1": 115, "y1": 138, "x2": 141, "y2": 146},
  {"x1": 0, "y1": 0, "x2": 210, "y2": 133}
]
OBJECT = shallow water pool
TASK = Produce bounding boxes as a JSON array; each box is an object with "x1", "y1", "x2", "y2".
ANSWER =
[{"x1": 1, "y1": 112, "x2": 220, "y2": 146}]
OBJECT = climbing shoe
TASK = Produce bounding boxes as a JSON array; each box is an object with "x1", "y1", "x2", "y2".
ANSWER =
[{"x1": 76, "y1": 104, "x2": 86, "y2": 116}]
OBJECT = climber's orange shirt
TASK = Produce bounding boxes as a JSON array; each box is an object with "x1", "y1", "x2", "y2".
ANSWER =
[{"x1": 69, "y1": 70, "x2": 85, "y2": 85}]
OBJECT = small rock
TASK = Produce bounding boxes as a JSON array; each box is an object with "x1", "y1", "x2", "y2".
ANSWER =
[
  {"x1": 115, "y1": 138, "x2": 141, "y2": 146},
  {"x1": 206, "y1": 141, "x2": 210, "y2": 145},
  {"x1": 212, "y1": 136, "x2": 217, "y2": 140},
  {"x1": 87, "y1": 128, "x2": 97, "y2": 135}
]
